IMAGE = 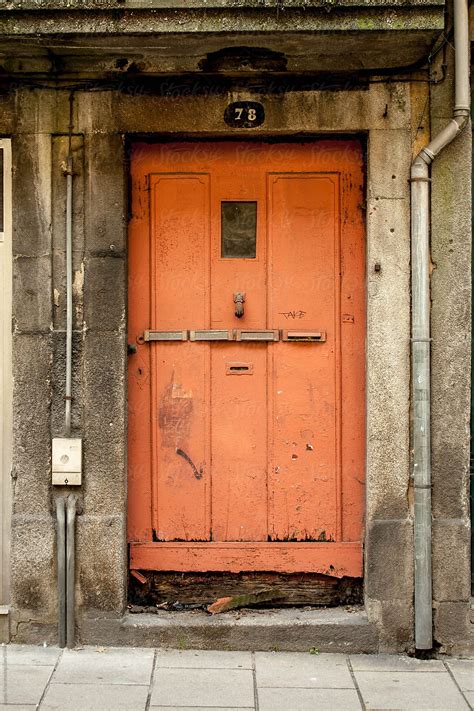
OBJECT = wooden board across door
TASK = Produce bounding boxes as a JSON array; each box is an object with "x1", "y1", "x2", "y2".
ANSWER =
[{"x1": 128, "y1": 141, "x2": 365, "y2": 578}]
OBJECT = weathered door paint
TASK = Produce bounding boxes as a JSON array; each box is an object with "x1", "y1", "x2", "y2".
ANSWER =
[{"x1": 128, "y1": 141, "x2": 366, "y2": 577}]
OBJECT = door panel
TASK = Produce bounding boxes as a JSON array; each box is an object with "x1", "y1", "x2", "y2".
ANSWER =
[
  {"x1": 128, "y1": 141, "x2": 365, "y2": 577},
  {"x1": 211, "y1": 342, "x2": 268, "y2": 541},
  {"x1": 210, "y1": 159, "x2": 268, "y2": 541},
  {"x1": 151, "y1": 175, "x2": 211, "y2": 542},
  {"x1": 268, "y1": 174, "x2": 339, "y2": 542}
]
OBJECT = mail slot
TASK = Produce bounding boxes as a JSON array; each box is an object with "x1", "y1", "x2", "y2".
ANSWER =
[
  {"x1": 282, "y1": 330, "x2": 327, "y2": 342},
  {"x1": 142, "y1": 329, "x2": 325, "y2": 343},
  {"x1": 190, "y1": 330, "x2": 233, "y2": 341},
  {"x1": 144, "y1": 330, "x2": 188, "y2": 342},
  {"x1": 226, "y1": 362, "x2": 253, "y2": 375},
  {"x1": 235, "y1": 329, "x2": 279, "y2": 342}
]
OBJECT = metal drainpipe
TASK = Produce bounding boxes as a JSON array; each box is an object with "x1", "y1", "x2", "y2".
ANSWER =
[
  {"x1": 66, "y1": 494, "x2": 77, "y2": 648},
  {"x1": 64, "y1": 93, "x2": 74, "y2": 437},
  {"x1": 55, "y1": 496, "x2": 66, "y2": 648},
  {"x1": 56, "y1": 94, "x2": 77, "y2": 647},
  {"x1": 411, "y1": 0, "x2": 470, "y2": 650}
]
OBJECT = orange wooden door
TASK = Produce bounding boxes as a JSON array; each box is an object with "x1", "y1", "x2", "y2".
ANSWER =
[{"x1": 128, "y1": 141, "x2": 365, "y2": 577}]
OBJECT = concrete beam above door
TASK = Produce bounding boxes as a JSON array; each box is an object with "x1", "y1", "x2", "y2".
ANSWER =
[
  {"x1": 0, "y1": 0, "x2": 446, "y2": 9},
  {"x1": 0, "y1": 3, "x2": 444, "y2": 77}
]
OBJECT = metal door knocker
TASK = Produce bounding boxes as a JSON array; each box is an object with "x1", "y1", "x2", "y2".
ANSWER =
[{"x1": 233, "y1": 292, "x2": 246, "y2": 318}]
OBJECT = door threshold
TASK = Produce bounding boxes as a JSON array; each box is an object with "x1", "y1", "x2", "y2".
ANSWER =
[
  {"x1": 80, "y1": 606, "x2": 379, "y2": 653},
  {"x1": 129, "y1": 570, "x2": 363, "y2": 610}
]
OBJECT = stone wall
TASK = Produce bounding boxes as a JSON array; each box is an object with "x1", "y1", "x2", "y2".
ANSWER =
[
  {"x1": 0, "y1": 52, "x2": 471, "y2": 651},
  {"x1": 430, "y1": 43, "x2": 473, "y2": 655}
]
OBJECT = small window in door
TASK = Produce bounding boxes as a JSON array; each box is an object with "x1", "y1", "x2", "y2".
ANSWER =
[{"x1": 221, "y1": 201, "x2": 257, "y2": 258}]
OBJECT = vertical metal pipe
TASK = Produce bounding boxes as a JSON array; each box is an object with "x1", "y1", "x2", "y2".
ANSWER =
[
  {"x1": 410, "y1": 0, "x2": 470, "y2": 649},
  {"x1": 453, "y1": 0, "x2": 470, "y2": 115},
  {"x1": 66, "y1": 494, "x2": 76, "y2": 648},
  {"x1": 56, "y1": 496, "x2": 66, "y2": 648},
  {"x1": 64, "y1": 157, "x2": 73, "y2": 437},
  {"x1": 64, "y1": 92, "x2": 74, "y2": 437},
  {"x1": 411, "y1": 159, "x2": 433, "y2": 650}
]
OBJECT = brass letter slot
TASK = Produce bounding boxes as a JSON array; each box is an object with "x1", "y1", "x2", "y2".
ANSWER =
[
  {"x1": 144, "y1": 330, "x2": 188, "y2": 342},
  {"x1": 190, "y1": 330, "x2": 233, "y2": 341},
  {"x1": 142, "y1": 329, "x2": 326, "y2": 343},
  {"x1": 235, "y1": 329, "x2": 279, "y2": 342},
  {"x1": 282, "y1": 330, "x2": 327, "y2": 342},
  {"x1": 226, "y1": 362, "x2": 253, "y2": 375}
]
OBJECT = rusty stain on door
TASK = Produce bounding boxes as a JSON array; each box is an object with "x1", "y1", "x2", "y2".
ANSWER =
[{"x1": 128, "y1": 141, "x2": 366, "y2": 577}]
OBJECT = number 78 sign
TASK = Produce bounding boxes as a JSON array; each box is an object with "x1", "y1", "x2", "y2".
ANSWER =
[{"x1": 224, "y1": 101, "x2": 265, "y2": 128}]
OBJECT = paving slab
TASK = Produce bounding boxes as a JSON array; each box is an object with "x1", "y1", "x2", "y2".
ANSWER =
[
  {"x1": 155, "y1": 649, "x2": 252, "y2": 669},
  {"x1": 0, "y1": 643, "x2": 472, "y2": 711},
  {"x1": 0, "y1": 644, "x2": 60, "y2": 666},
  {"x1": 258, "y1": 687, "x2": 362, "y2": 711},
  {"x1": 350, "y1": 654, "x2": 446, "y2": 672},
  {"x1": 52, "y1": 646, "x2": 154, "y2": 685},
  {"x1": 151, "y1": 667, "x2": 255, "y2": 708},
  {"x1": 255, "y1": 651, "x2": 353, "y2": 688},
  {"x1": 41, "y1": 682, "x2": 149, "y2": 710},
  {"x1": 354, "y1": 670, "x2": 470, "y2": 710},
  {"x1": 446, "y1": 659, "x2": 474, "y2": 691},
  {"x1": 0, "y1": 664, "x2": 53, "y2": 705},
  {"x1": 464, "y1": 690, "x2": 474, "y2": 708}
]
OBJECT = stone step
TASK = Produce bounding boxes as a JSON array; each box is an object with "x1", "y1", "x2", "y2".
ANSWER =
[{"x1": 79, "y1": 606, "x2": 379, "y2": 653}]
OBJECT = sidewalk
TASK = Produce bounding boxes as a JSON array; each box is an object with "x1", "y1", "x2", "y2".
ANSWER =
[{"x1": 1, "y1": 645, "x2": 473, "y2": 710}]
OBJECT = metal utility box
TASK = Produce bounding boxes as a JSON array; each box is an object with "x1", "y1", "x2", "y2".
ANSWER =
[{"x1": 52, "y1": 438, "x2": 82, "y2": 486}]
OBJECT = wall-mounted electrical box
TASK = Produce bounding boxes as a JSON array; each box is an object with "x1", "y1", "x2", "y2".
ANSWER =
[{"x1": 52, "y1": 437, "x2": 82, "y2": 486}]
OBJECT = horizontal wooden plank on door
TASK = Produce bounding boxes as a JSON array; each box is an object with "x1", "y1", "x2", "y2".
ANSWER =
[{"x1": 130, "y1": 541, "x2": 362, "y2": 577}]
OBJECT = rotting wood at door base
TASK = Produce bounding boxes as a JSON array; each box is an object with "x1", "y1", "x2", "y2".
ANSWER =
[{"x1": 128, "y1": 571, "x2": 363, "y2": 611}]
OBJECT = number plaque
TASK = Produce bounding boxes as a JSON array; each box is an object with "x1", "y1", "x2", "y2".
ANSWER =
[{"x1": 224, "y1": 101, "x2": 265, "y2": 128}]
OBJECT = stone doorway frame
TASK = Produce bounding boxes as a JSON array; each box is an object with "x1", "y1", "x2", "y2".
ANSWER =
[{"x1": 8, "y1": 84, "x2": 419, "y2": 649}]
